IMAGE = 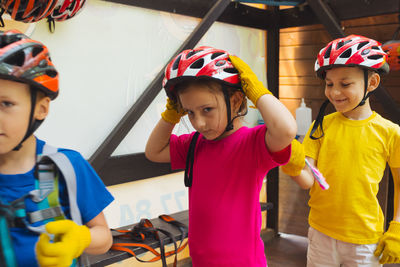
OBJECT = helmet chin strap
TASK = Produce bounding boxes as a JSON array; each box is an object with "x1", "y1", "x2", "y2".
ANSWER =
[
  {"x1": 222, "y1": 86, "x2": 234, "y2": 132},
  {"x1": 353, "y1": 69, "x2": 372, "y2": 109},
  {"x1": 212, "y1": 86, "x2": 247, "y2": 141},
  {"x1": 13, "y1": 90, "x2": 43, "y2": 151}
]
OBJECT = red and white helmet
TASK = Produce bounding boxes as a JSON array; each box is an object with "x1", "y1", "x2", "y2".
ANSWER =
[
  {"x1": 1, "y1": 0, "x2": 57, "y2": 22},
  {"x1": 315, "y1": 35, "x2": 389, "y2": 78},
  {"x1": 49, "y1": 0, "x2": 86, "y2": 21},
  {"x1": 163, "y1": 46, "x2": 241, "y2": 98}
]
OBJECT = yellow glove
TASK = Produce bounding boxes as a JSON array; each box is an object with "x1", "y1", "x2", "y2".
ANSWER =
[
  {"x1": 161, "y1": 98, "x2": 187, "y2": 124},
  {"x1": 281, "y1": 139, "x2": 306, "y2": 177},
  {"x1": 229, "y1": 55, "x2": 272, "y2": 105},
  {"x1": 374, "y1": 221, "x2": 400, "y2": 264},
  {"x1": 36, "y1": 220, "x2": 91, "y2": 267}
]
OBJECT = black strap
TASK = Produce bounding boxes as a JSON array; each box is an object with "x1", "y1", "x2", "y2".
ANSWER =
[
  {"x1": 156, "y1": 228, "x2": 177, "y2": 267},
  {"x1": 0, "y1": 197, "x2": 25, "y2": 267},
  {"x1": 111, "y1": 215, "x2": 187, "y2": 267},
  {"x1": 0, "y1": 8, "x2": 5, "y2": 27},
  {"x1": 159, "y1": 214, "x2": 188, "y2": 251},
  {"x1": 222, "y1": 86, "x2": 233, "y2": 131},
  {"x1": 129, "y1": 219, "x2": 176, "y2": 267},
  {"x1": 13, "y1": 91, "x2": 43, "y2": 151},
  {"x1": 0, "y1": 197, "x2": 27, "y2": 228},
  {"x1": 309, "y1": 99, "x2": 330, "y2": 140},
  {"x1": 184, "y1": 132, "x2": 200, "y2": 187},
  {"x1": 357, "y1": 70, "x2": 370, "y2": 107},
  {"x1": 47, "y1": 17, "x2": 55, "y2": 33}
]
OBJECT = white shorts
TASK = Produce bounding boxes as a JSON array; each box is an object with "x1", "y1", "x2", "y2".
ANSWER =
[{"x1": 307, "y1": 227, "x2": 382, "y2": 267}]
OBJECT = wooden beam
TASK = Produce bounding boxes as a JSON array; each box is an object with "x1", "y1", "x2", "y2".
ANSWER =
[
  {"x1": 306, "y1": 0, "x2": 344, "y2": 39},
  {"x1": 266, "y1": 5, "x2": 280, "y2": 235},
  {"x1": 107, "y1": 0, "x2": 399, "y2": 30},
  {"x1": 89, "y1": 0, "x2": 232, "y2": 171},
  {"x1": 279, "y1": 0, "x2": 399, "y2": 29},
  {"x1": 97, "y1": 153, "x2": 178, "y2": 186}
]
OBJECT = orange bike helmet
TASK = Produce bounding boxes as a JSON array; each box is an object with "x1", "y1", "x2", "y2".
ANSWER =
[
  {"x1": 0, "y1": 30, "x2": 59, "y2": 150},
  {"x1": 0, "y1": 29, "x2": 59, "y2": 99},
  {"x1": 0, "y1": 0, "x2": 57, "y2": 23}
]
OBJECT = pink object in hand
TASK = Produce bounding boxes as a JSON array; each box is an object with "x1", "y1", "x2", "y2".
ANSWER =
[{"x1": 305, "y1": 159, "x2": 329, "y2": 190}]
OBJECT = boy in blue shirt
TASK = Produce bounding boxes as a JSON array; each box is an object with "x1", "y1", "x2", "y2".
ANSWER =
[{"x1": 0, "y1": 30, "x2": 114, "y2": 266}]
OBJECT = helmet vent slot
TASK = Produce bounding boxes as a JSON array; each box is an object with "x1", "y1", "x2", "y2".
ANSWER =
[
  {"x1": 336, "y1": 39, "x2": 351, "y2": 49},
  {"x1": 357, "y1": 41, "x2": 369, "y2": 50},
  {"x1": 224, "y1": 68, "x2": 238, "y2": 74},
  {"x1": 339, "y1": 48, "x2": 352, "y2": 58},
  {"x1": 211, "y1": 52, "x2": 224, "y2": 59},
  {"x1": 32, "y1": 46, "x2": 44, "y2": 57},
  {"x1": 187, "y1": 50, "x2": 200, "y2": 59},
  {"x1": 324, "y1": 44, "x2": 332, "y2": 59},
  {"x1": 371, "y1": 46, "x2": 380, "y2": 50},
  {"x1": 190, "y1": 58, "x2": 204, "y2": 69},
  {"x1": 46, "y1": 70, "x2": 58, "y2": 78},
  {"x1": 367, "y1": 54, "x2": 383, "y2": 60},
  {"x1": 1, "y1": 36, "x2": 21, "y2": 49},
  {"x1": 172, "y1": 55, "x2": 182, "y2": 70},
  {"x1": 4, "y1": 51, "x2": 25, "y2": 66}
]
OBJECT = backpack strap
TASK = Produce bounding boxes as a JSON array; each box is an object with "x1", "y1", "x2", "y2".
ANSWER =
[
  {"x1": 184, "y1": 132, "x2": 200, "y2": 187},
  {"x1": 29, "y1": 144, "x2": 89, "y2": 266},
  {"x1": 44, "y1": 152, "x2": 82, "y2": 225},
  {"x1": 0, "y1": 199, "x2": 18, "y2": 267},
  {"x1": 28, "y1": 144, "x2": 82, "y2": 233}
]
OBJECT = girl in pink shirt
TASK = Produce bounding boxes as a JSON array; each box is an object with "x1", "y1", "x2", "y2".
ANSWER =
[{"x1": 145, "y1": 46, "x2": 296, "y2": 266}]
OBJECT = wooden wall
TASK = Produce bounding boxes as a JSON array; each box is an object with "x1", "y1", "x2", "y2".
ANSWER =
[{"x1": 276, "y1": 14, "x2": 400, "y2": 237}]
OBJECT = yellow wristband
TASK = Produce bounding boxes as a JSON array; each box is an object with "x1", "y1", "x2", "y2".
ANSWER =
[{"x1": 281, "y1": 139, "x2": 305, "y2": 177}]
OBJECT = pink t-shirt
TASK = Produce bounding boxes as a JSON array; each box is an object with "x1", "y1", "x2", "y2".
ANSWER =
[{"x1": 170, "y1": 125, "x2": 291, "y2": 267}]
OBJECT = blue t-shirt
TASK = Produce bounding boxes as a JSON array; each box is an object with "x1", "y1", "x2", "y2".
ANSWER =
[{"x1": 0, "y1": 138, "x2": 114, "y2": 267}]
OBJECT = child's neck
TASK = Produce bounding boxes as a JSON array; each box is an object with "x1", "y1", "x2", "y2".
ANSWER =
[
  {"x1": 341, "y1": 101, "x2": 373, "y2": 120},
  {"x1": 0, "y1": 135, "x2": 37, "y2": 174}
]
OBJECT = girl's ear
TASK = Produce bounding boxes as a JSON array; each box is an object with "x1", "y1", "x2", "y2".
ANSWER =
[
  {"x1": 231, "y1": 91, "x2": 245, "y2": 114},
  {"x1": 367, "y1": 72, "x2": 380, "y2": 92},
  {"x1": 34, "y1": 96, "x2": 50, "y2": 120}
]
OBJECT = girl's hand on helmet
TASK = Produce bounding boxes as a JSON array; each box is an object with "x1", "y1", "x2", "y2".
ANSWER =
[
  {"x1": 161, "y1": 98, "x2": 187, "y2": 124},
  {"x1": 35, "y1": 220, "x2": 91, "y2": 267},
  {"x1": 229, "y1": 55, "x2": 272, "y2": 106},
  {"x1": 281, "y1": 139, "x2": 306, "y2": 177}
]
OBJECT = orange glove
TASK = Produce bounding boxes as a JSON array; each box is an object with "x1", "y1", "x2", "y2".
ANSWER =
[
  {"x1": 36, "y1": 220, "x2": 91, "y2": 267},
  {"x1": 374, "y1": 221, "x2": 400, "y2": 264},
  {"x1": 161, "y1": 98, "x2": 187, "y2": 124}
]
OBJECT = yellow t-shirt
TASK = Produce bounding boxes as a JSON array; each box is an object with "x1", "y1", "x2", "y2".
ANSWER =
[{"x1": 303, "y1": 111, "x2": 400, "y2": 244}]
